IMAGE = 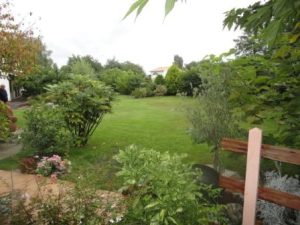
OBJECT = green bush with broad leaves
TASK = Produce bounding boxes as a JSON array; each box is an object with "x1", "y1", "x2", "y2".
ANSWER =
[
  {"x1": 22, "y1": 104, "x2": 72, "y2": 155},
  {"x1": 44, "y1": 75, "x2": 114, "y2": 146},
  {"x1": 0, "y1": 101, "x2": 9, "y2": 141},
  {"x1": 114, "y1": 145, "x2": 227, "y2": 225}
]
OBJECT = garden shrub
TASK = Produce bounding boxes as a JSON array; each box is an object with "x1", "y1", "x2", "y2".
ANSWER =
[
  {"x1": 257, "y1": 171, "x2": 300, "y2": 225},
  {"x1": 19, "y1": 157, "x2": 38, "y2": 174},
  {"x1": 22, "y1": 104, "x2": 72, "y2": 155},
  {"x1": 114, "y1": 145, "x2": 227, "y2": 225},
  {"x1": 154, "y1": 74, "x2": 165, "y2": 85},
  {"x1": 44, "y1": 75, "x2": 114, "y2": 146},
  {"x1": 165, "y1": 65, "x2": 183, "y2": 95},
  {"x1": 36, "y1": 154, "x2": 71, "y2": 177},
  {"x1": 177, "y1": 69, "x2": 202, "y2": 96},
  {"x1": 154, "y1": 85, "x2": 167, "y2": 96},
  {"x1": 0, "y1": 101, "x2": 9, "y2": 141},
  {"x1": 131, "y1": 87, "x2": 148, "y2": 98}
]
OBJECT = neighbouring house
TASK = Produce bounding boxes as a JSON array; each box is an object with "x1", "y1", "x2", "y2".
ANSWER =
[
  {"x1": 149, "y1": 66, "x2": 169, "y2": 80},
  {"x1": 0, "y1": 73, "x2": 21, "y2": 101}
]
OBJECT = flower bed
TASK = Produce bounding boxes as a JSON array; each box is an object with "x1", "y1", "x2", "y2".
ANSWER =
[{"x1": 36, "y1": 155, "x2": 71, "y2": 178}]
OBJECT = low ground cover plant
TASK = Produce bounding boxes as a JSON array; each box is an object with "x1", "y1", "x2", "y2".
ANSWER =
[
  {"x1": 1, "y1": 177, "x2": 121, "y2": 225},
  {"x1": 114, "y1": 145, "x2": 227, "y2": 225},
  {"x1": 257, "y1": 171, "x2": 300, "y2": 225}
]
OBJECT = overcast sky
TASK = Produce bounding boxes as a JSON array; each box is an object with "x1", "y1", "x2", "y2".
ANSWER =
[{"x1": 11, "y1": 0, "x2": 257, "y2": 73}]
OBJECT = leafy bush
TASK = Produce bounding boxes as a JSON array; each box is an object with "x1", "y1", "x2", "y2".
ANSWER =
[
  {"x1": 114, "y1": 145, "x2": 227, "y2": 225},
  {"x1": 100, "y1": 68, "x2": 144, "y2": 95},
  {"x1": 0, "y1": 101, "x2": 9, "y2": 140},
  {"x1": 36, "y1": 154, "x2": 71, "y2": 177},
  {"x1": 154, "y1": 75, "x2": 165, "y2": 85},
  {"x1": 165, "y1": 65, "x2": 183, "y2": 95},
  {"x1": 177, "y1": 69, "x2": 202, "y2": 96},
  {"x1": 44, "y1": 75, "x2": 114, "y2": 146},
  {"x1": 19, "y1": 157, "x2": 38, "y2": 174},
  {"x1": 22, "y1": 104, "x2": 72, "y2": 154},
  {"x1": 70, "y1": 59, "x2": 96, "y2": 77},
  {"x1": 154, "y1": 85, "x2": 167, "y2": 96},
  {"x1": 131, "y1": 87, "x2": 148, "y2": 98},
  {"x1": 15, "y1": 67, "x2": 65, "y2": 97},
  {"x1": 257, "y1": 171, "x2": 300, "y2": 225}
]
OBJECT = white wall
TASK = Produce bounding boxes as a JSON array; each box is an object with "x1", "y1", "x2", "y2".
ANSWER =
[{"x1": 0, "y1": 77, "x2": 11, "y2": 101}]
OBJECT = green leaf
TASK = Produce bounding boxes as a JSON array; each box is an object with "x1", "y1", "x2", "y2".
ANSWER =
[
  {"x1": 263, "y1": 19, "x2": 282, "y2": 46},
  {"x1": 168, "y1": 216, "x2": 178, "y2": 225},
  {"x1": 159, "y1": 209, "x2": 166, "y2": 221},
  {"x1": 123, "y1": 0, "x2": 144, "y2": 20},
  {"x1": 289, "y1": 33, "x2": 300, "y2": 43},
  {"x1": 165, "y1": 0, "x2": 176, "y2": 17},
  {"x1": 145, "y1": 201, "x2": 160, "y2": 209},
  {"x1": 136, "y1": 0, "x2": 149, "y2": 18}
]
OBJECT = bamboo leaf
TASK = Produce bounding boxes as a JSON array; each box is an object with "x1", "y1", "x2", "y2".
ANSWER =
[
  {"x1": 136, "y1": 0, "x2": 149, "y2": 18},
  {"x1": 123, "y1": 0, "x2": 144, "y2": 20},
  {"x1": 165, "y1": 0, "x2": 176, "y2": 17}
]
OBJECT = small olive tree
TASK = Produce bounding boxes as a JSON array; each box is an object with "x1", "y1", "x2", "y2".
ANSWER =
[
  {"x1": 45, "y1": 75, "x2": 114, "y2": 146},
  {"x1": 188, "y1": 57, "x2": 239, "y2": 171}
]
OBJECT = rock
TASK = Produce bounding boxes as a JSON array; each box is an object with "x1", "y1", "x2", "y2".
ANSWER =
[{"x1": 192, "y1": 164, "x2": 219, "y2": 187}]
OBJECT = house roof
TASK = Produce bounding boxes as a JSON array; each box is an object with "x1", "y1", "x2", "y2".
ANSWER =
[{"x1": 150, "y1": 66, "x2": 169, "y2": 73}]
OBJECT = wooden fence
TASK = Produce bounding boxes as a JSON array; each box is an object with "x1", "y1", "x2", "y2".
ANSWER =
[{"x1": 219, "y1": 128, "x2": 300, "y2": 225}]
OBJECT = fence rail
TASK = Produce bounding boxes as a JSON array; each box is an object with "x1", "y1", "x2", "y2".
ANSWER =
[
  {"x1": 219, "y1": 176, "x2": 300, "y2": 210},
  {"x1": 221, "y1": 138, "x2": 300, "y2": 165},
  {"x1": 220, "y1": 129, "x2": 300, "y2": 225}
]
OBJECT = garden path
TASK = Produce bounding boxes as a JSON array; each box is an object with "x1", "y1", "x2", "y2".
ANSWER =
[
  {"x1": 0, "y1": 143, "x2": 22, "y2": 160},
  {"x1": 0, "y1": 170, "x2": 124, "y2": 207}
]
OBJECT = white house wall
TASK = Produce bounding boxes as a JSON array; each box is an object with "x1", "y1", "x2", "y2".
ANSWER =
[{"x1": 0, "y1": 77, "x2": 11, "y2": 101}]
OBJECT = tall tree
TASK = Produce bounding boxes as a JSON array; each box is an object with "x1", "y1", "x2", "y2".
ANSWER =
[
  {"x1": 173, "y1": 55, "x2": 183, "y2": 69},
  {"x1": 0, "y1": 1, "x2": 41, "y2": 76},
  {"x1": 165, "y1": 65, "x2": 182, "y2": 95}
]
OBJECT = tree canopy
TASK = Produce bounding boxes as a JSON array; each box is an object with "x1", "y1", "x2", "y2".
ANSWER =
[{"x1": 0, "y1": 1, "x2": 41, "y2": 76}]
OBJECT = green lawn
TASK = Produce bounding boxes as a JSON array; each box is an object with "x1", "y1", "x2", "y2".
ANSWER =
[{"x1": 2, "y1": 95, "x2": 296, "y2": 190}]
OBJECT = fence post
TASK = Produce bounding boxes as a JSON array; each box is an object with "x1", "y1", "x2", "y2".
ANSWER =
[{"x1": 242, "y1": 128, "x2": 262, "y2": 225}]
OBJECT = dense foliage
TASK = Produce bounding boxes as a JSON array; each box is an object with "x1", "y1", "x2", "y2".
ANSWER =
[
  {"x1": 178, "y1": 68, "x2": 202, "y2": 96},
  {"x1": 44, "y1": 75, "x2": 114, "y2": 146},
  {"x1": 188, "y1": 57, "x2": 239, "y2": 171},
  {"x1": 165, "y1": 65, "x2": 182, "y2": 95},
  {"x1": 0, "y1": 101, "x2": 9, "y2": 140},
  {"x1": 154, "y1": 85, "x2": 167, "y2": 96},
  {"x1": 154, "y1": 74, "x2": 165, "y2": 85},
  {"x1": 223, "y1": 0, "x2": 300, "y2": 148},
  {"x1": 0, "y1": 1, "x2": 41, "y2": 75},
  {"x1": 115, "y1": 145, "x2": 227, "y2": 225},
  {"x1": 22, "y1": 104, "x2": 72, "y2": 154}
]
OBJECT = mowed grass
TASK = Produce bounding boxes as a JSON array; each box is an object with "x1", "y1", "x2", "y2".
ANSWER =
[{"x1": 5, "y1": 95, "x2": 295, "y2": 190}]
